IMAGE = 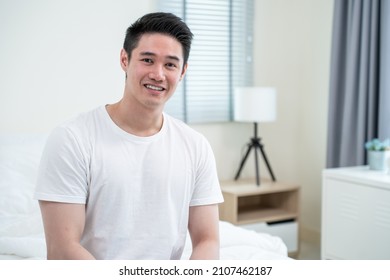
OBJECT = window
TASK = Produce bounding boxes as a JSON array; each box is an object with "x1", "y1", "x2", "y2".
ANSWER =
[{"x1": 159, "y1": 0, "x2": 254, "y2": 123}]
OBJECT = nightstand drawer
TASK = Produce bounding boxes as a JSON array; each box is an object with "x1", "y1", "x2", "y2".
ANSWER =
[{"x1": 240, "y1": 220, "x2": 298, "y2": 253}]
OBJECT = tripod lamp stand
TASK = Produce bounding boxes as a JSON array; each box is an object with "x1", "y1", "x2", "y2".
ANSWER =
[{"x1": 234, "y1": 87, "x2": 277, "y2": 186}]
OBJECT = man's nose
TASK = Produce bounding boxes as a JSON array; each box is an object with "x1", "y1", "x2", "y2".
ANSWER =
[{"x1": 149, "y1": 64, "x2": 165, "y2": 82}]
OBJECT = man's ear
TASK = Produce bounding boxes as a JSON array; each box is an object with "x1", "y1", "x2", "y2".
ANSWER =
[
  {"x1": 120, "y1": 49, "x2": 129, "y2": 70},
  {"x1": 180, "y1": 63, "x2": 188, "y2": 80}
]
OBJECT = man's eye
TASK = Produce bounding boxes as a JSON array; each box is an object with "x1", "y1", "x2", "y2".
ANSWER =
[
  {"x1": 142, "y1": 58, "x2": 153, "y2": 63},
  {"x1": 166, "y1": 63, "x2": 177, "y2": 68}
]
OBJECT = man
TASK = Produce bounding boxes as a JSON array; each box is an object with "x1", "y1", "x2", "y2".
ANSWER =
[{"x1": 34, "y1": 12, "x2": 224, "y2": 260}]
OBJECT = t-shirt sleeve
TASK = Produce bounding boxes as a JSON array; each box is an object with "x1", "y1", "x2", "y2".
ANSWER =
[
  {"x1": 189, "y1": 137, "x2": 224, "y2": 206},
  {"x1": 34, "y1": 126, "x2": 89, "y2": 204}
]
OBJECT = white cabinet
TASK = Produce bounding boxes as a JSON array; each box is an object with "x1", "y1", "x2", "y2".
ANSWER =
[{"x1": 322, "y1": 166, "x2": 390, "y2": 259}]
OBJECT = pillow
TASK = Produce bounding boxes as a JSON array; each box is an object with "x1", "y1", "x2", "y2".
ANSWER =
[{"x1": 0, "y1": 133, "x2": 48, "y2": 237}]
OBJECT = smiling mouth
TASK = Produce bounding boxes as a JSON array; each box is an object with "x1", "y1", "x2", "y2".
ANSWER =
[{"x1": 145, "y1": 84, "x2": 165, "y2": 91}]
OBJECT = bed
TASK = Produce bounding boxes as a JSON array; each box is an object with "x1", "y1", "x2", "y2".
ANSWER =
[{"x1": 0, "y1": 133, "x2": 289, "y2": 260}]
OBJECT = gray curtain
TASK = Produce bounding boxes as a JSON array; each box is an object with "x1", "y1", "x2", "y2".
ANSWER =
[
  {"x1": 327, "y1": 0, "x2": 389, "y2": 168},
  {"x1": 379, "y1": 0, "x2": 390, "y2": 139}
]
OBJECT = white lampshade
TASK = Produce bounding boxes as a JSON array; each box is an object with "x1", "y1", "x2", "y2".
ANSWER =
[{"x1": 234, "y1": 87, "x2": 277, "y2": 122}]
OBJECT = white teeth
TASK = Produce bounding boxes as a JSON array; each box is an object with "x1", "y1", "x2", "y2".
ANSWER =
[{"x1": 146, "y1": 84, "x2": 164, "y2": 91}]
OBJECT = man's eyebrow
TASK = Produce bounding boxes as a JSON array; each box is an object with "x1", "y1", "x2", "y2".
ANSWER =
[
  {"x1": 140, "y1": 51, "x2": 155, "y2": 57},
  {"x1": 140, "y1": 51, "x2": 181, "y2": 62},
  {"x1": 166, "y1": 55, "x2": 180, "y2": 62}
]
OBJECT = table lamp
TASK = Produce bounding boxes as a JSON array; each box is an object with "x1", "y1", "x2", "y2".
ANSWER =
[{"x1": 234, "y1": 87, "x2": 277, "y2": 186}]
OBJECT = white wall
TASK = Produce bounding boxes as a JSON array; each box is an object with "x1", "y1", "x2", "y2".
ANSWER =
[
  {"x1": 0, "y1": 0, "x2": 157, "y2": 132},
  {"x1": 194, "y1": 0, "x2": 334, "y2": 237},
  {"x1": 251, "y1": 0, "x2": 333, "y2": 235},
  {"x1": 0, "y1": 0, "x2": 333, "y2": 235}
]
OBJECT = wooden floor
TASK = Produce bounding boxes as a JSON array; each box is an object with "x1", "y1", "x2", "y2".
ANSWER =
[{"x1": 295, "y1": 239, "x2": 321, "y2": 260}]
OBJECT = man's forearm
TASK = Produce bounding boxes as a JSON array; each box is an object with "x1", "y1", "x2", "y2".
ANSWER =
[
  {"x1": 47, "y1": 242, "x2": 96, "y2": 260},
  {"x1": 190, "y1": 240, "x2": 219, "y2": 260}
]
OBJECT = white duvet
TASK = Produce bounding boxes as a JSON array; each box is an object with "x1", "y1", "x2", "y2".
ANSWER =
[{"x1": 0, "y1": 133, "x2": 288, "y2": 260}]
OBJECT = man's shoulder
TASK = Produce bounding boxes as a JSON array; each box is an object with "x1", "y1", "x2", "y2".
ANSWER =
[
  {"x1": 49, "y1": 106, "x2": 104, "y2": 145},
  {"x1": 57, "y1": 106, "x2": 103, "y2": 132},
  {"x1": 164, "y1": 113, "x2": 204, "y2": 140}
]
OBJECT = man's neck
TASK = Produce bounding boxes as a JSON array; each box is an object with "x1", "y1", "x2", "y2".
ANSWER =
[{"x1": 106, "y1": 100, "x2": 164, "y2": 137}]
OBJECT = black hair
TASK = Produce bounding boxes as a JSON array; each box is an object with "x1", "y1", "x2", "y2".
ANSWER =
[{"x1": 123, "y1": 12, "x2": 193, "y2": 66}]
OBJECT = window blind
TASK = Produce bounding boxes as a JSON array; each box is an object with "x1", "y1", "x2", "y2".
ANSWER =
[{"x1": 159, "y1": 0, "x2": 253, "y2": 123}]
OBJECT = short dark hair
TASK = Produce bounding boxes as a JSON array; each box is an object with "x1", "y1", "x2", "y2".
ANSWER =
[{"x1": 123, "y1": 12, "x2": 193, "y2": 66}]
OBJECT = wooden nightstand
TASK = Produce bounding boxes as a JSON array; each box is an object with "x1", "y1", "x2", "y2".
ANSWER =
[{"x1": 219, "y1": 178, "x2": 300, "y2": 256}]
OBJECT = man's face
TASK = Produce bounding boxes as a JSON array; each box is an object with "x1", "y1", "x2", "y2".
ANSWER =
[{"x1": 120, "y1": 33, "x2": 187, "y2": 110}]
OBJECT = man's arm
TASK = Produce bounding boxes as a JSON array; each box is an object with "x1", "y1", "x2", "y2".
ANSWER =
[
  {"x1": 39, "y1": 201, "x2": 95, "y2": 260},
  {"x1": 188, "y1": 204, "x2": 220, "y2": 260}
]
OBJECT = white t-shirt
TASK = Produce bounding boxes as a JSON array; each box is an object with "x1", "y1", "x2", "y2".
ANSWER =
[{"x1": 34, "y1": 106, "x2": 223, "y2": 259}]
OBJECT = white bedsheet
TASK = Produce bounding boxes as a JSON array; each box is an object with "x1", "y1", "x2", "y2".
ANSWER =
[
  {"x1": 182, "y1": 221, "x2": 289, "y2": 260},
  {"x1": 0, "y1": 133, "x2": 289, "y2": 260}
]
